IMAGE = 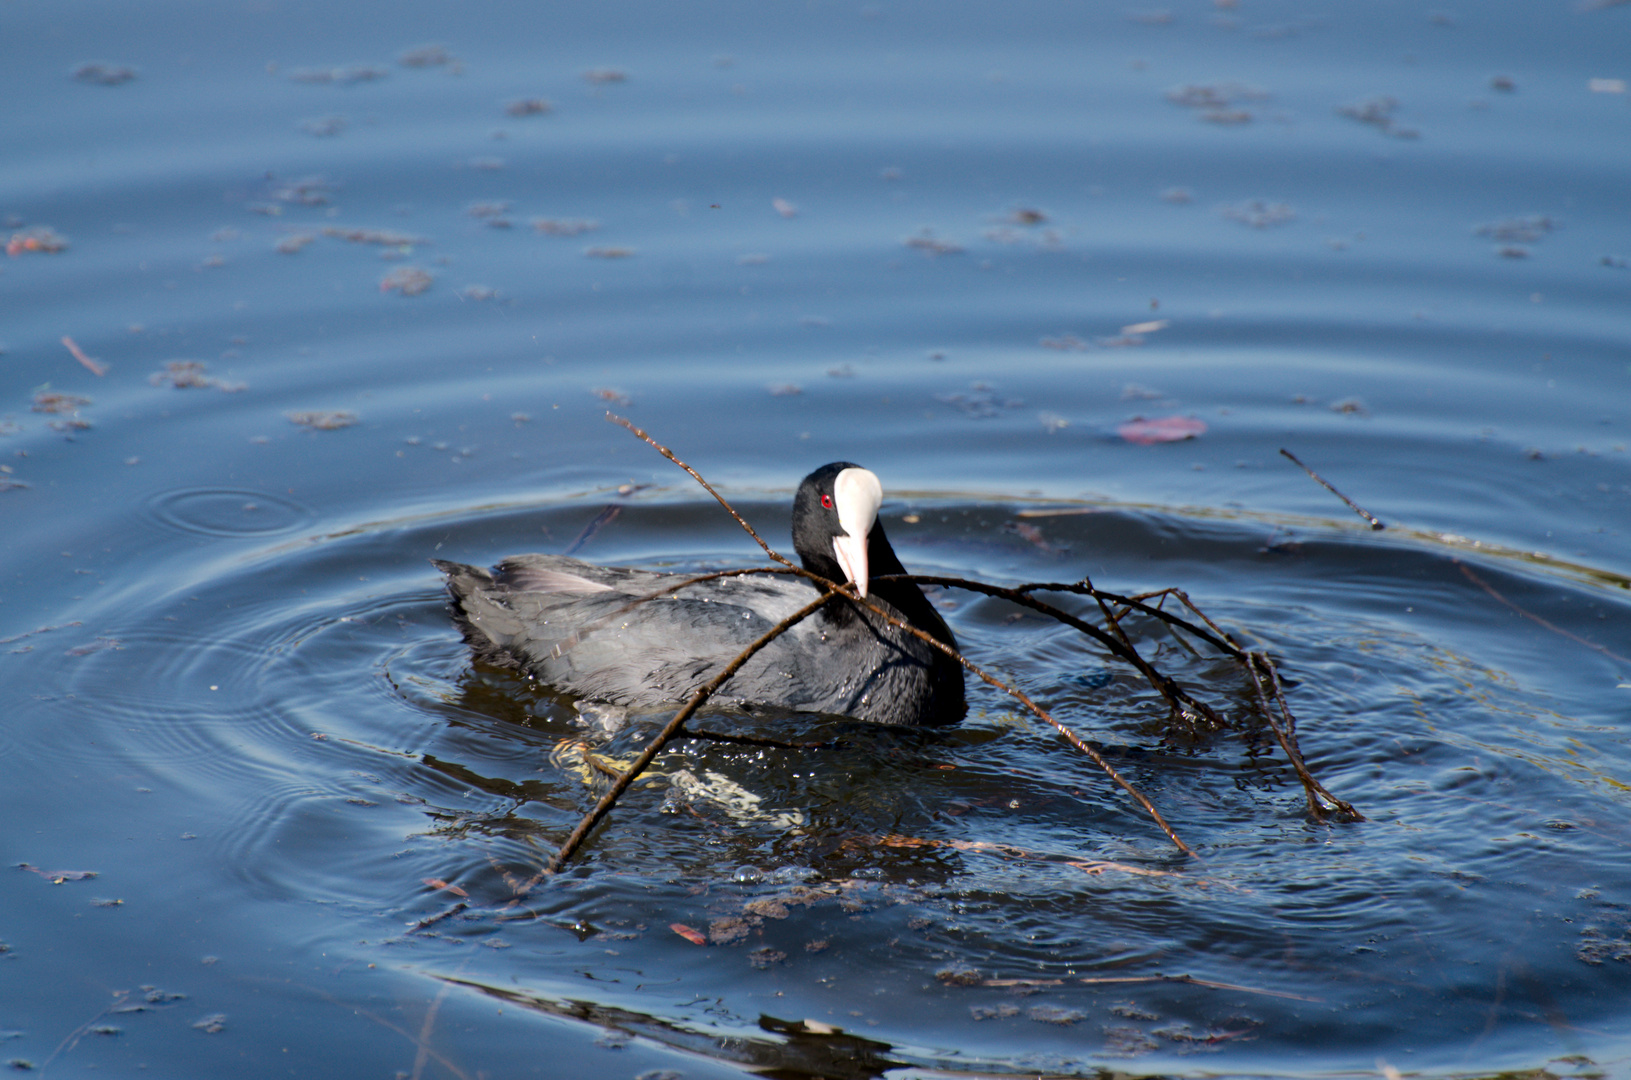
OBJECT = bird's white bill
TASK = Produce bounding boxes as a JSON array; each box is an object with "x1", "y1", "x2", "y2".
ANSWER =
[{"x1": 831, "y1": 467, "x2": 882, "y2": 597}]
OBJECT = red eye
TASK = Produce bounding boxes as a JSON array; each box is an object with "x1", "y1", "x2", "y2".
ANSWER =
[{"x1": 820, "y1": 493, "x2": 833, "y2": 509}]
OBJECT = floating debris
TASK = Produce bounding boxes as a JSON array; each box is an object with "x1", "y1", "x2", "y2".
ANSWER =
[
  {"x1": 72, "y1": 62, "x2": 136, "y2": 85},
  {"x1": 1160, "y1": 187, "x2": 1194, "y2": 203},
  {"x1": 1337, "y1": 95, "x2": 1419, "y2": 138},
  {"x1": 269, "y1": 175, "x2": 335, "y2": 206},
  {"x1": 287, "y1": 410, "x2": 358, "y2": 430},
  {"x1": 458, "y1": 285, "x2": 497, "y2": 301},
  {"x1": 399, "y1": 44, "x2": 453, "y2": 68},
  {"x1": 1588, "y1": 77, "x2": 1626, "y2": 94},
  {"x1": 274, "y1": 233, "x2": 315, "y2": 254},
  {"x1": 747, "y1": 947, "x2": 787, "y2": 968},
  {"x1": 1491, "y1": 74, "x2": 1517, "y2": 92},
  {"x1": 583, "y1": 246, "x2": 635, "y2": 258},
  {"x1": 191, "y1": 1015, "x2": 227, "y2": 1034},
  {"x1": 583, "y1": 68, "x2": 627, "y2": 84},
  {"x1": 1475, "y1": 215, "x2": 1558, "y2": 244},
  {"x1": 971, "y1": 1004, "x2": 1021, "y2": 1020},
  {"x1": 1220, "y1": 199, "x2": 1296, "y2": 228},
  {"x1": 1165, "y1": 82, "x2": 1268, "y2": 123},
  {"x1": 904, "y1": 229, "x2": 963, "y2": 256},
  {"x1": 299, "y1": 115, "x2": 347, "y2": 137},
  {"x1": 288, "y1": 65, "x2": 389, "y2": 84},
  {"x1": 379, "y1": 266, "x2": 433, "y2": 295},
  {"x1": 1119, "y1": 415, "x2": 1206, "y2": 444},
  {"x1": 533, "y1": 217, "x2": 599, "y2": 236},
  {"x1": 7, "y1": 226, "x2": 69, "y2": 256},
  {"x1": 767, "y1": 383, "x2": 802, "y2": 396},
  {"x1": 150, "y1": 361, "x2": 245, "y2": 392},
  {"x1": 466, "y1": 156, "x2": 506, "y2": 171},
  {"x1": 31, "y1": 391, "x2": 91, "y2": 414},
  {"x1": 66, "y1": 637, "x2": 122, "y2": 657},
  {"x1": 772, "y1": 197, "x2": 798, "y2": 218},
  {"x1": 593, "y1": 388, "x2": 631, "y2": 406},
  {"x1": 325, "y1": 226, "x2": 427, "y2": 247},
  {"x1": 1329, "y1": 397, "x2": 1370, "y2": 416},
  {"x1": 935, "y1": 382, "x2": 1022, "y2": 417},
  {"x1": 505, "y1": 98, "x2": 552, "y2": 116},
  {"x1": 466, "y1": 202, "x2": 512, "y2": 228},
  {"x1": 18, "y1": 863, "x2": 98, "y2": 883}
]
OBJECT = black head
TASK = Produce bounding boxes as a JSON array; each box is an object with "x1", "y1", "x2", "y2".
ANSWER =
[{"x1": 790, "y1": 462, "x2": 887, "y2": 595}]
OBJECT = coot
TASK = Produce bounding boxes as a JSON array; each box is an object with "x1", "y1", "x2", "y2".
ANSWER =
[{"x1": 433, "y1": 463, "x2": 966, "y2": 726}]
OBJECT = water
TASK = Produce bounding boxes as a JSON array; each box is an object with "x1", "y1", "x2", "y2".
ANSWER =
[{"x1": 4, "y1": 1, "x2": 1631, "y2": 1076}]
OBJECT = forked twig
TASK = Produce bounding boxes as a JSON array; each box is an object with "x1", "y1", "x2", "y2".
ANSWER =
[{"x1": 884, "y1": 574, "x2": 1226, "y2": 729}]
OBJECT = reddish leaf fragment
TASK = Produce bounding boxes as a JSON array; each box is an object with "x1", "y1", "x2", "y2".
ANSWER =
[
  {"x1": 423, "y1": 878, "x2": 469, "y2": 897},
  {"x1": 670, "y1": 923, "x2": 707, "y2": 945},
  {"x1": 8, "y1": 226, "x2": 69, "y2": 256},
  {"x1": 1118, "y1": 415, "x2": 1207, "y2": 445}
]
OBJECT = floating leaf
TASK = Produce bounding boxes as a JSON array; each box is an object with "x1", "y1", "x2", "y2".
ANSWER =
[
  {"x1": 1118, "y1": 415, "x2": 1206, "y2": 444},
  {"x1": 669, "y1": 923, "x2": 707, "y2": 945}
]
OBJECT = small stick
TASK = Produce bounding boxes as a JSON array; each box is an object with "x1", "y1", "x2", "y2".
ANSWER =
[
  {"x1": 409, "y1": 901, "x2": 468, "y2": 931},
  {"x1": 607, "y1": 412, "x2": 790, "y2": 566},
  {"x1": 61, "y1": 335, "x2": 107, "y2": 376},
  {"x1": 1279, "y1": 448, "x2": 1384, "y2": 530}
]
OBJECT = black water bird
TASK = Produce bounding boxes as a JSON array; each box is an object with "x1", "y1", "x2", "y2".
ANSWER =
[{"x1": 433, "y1": 463, "x2": 966, "y2": 726}]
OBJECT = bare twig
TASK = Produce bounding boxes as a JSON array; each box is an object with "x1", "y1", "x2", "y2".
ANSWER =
[
  {"x1": 980, "y1": 972, "x2": 1324, "y2": 1003},
  {"x1": 607, "y1": 412, "x2": 790, "y2": 565},
  {"x1": 1280, "y1": 448, "x2": 1385, "y2": 530},
  {"x1": 410, "y1": 901, "x2": 469, "y2": 932},
  {"x1": 409, "y1": 978, "x2": 455, "y2": 1080},
  {"x1": 1244, "y1": 652, "x2": 1361, "y2": 819},
  {"x1": 883, "y1": 574, "x2": 1228, "y2": 727},
  {"x1": 1457, "y1": 559, "x2": 1630, "y2": 665},
  {"x1": 61, "y1": 335, "x2": 107, "y2": 376}
]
